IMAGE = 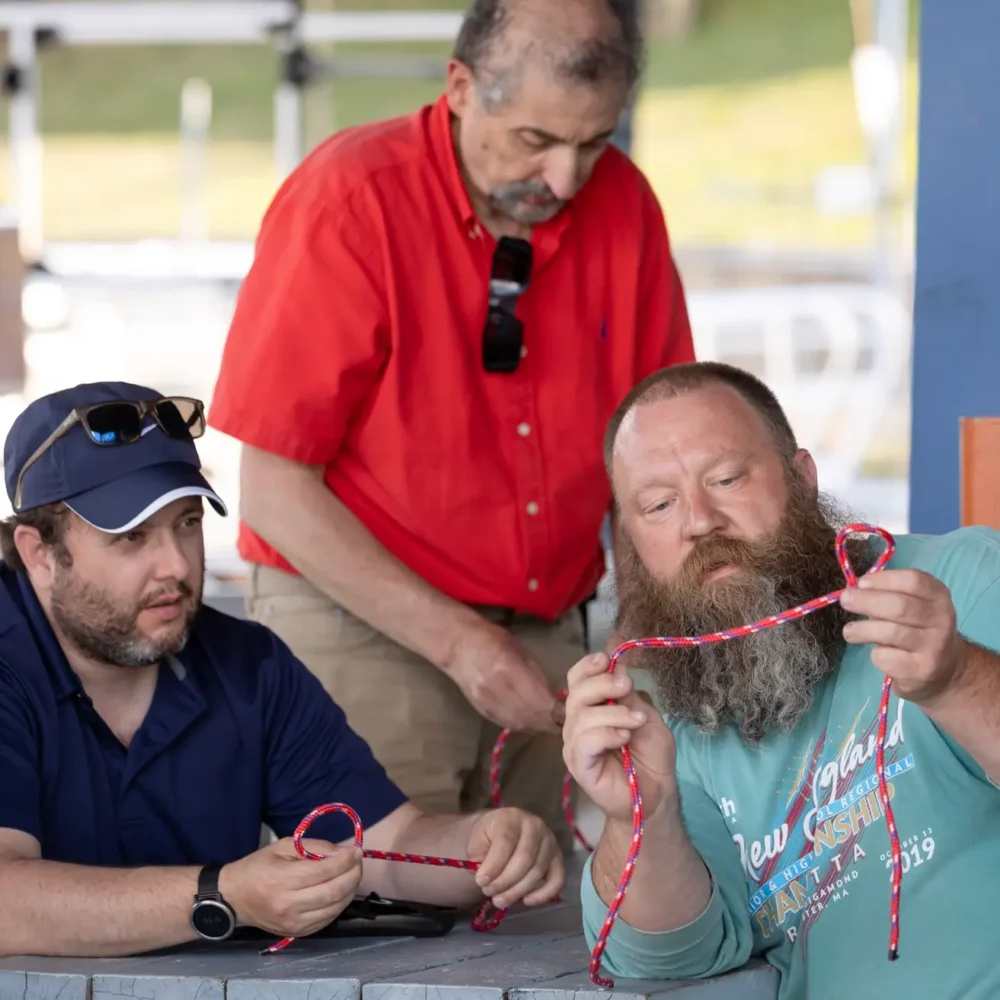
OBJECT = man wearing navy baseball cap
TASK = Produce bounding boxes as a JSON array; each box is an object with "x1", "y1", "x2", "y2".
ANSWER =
[
  {"x1": 0, "y1": 382, "x2": 563, "y2": 959},
  {"x1": 7, "y1": 381, "x2": 228, "y2": 533}
]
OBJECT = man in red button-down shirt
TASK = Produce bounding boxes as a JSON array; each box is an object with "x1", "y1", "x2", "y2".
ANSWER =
[{"x1": 209, "y1": 0, "x2": 694, "y2": 852}]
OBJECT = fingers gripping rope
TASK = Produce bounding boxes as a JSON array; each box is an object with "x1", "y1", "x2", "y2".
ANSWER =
[
  {"x1": 267, "y1": 526, "x2": 901, "y2": 985},
  {"x1": 490, "y1": 522, "x2": 901, "y2": 988},
  {"x1": 261, "y1": 803, "x2": 504, "y2": 955}
]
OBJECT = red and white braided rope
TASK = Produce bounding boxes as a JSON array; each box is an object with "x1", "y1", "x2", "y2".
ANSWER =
[
  {"x1": 262, "y1": 802, "x2": 504, "y2": 954},
  {"x1": 491, "y1": 522, "x2": 901, "y2": 987},
  {"x1": 268, "y1": 524, "x2": 902, "y2": 986}
]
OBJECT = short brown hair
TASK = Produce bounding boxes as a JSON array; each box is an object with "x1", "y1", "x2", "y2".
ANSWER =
[
  {"x1": 604, "y1": 361, "x2": 799, "y2": 475},
  {"x1": 0, "y1": 504, "x2": 72, "y2": 573}
]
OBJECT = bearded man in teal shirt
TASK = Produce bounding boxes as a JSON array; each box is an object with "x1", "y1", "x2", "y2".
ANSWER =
[{"x1": 565, "y1": 361, "x2": 1000, "y2": 1000}]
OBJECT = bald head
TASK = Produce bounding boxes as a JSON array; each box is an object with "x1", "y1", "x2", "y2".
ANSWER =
[
  {"x1": 453, "y1": 0, "x2": 643, "y2": 103},
  {"x1": 605, "y1": 362, "x2": 800, "y2": 486}
]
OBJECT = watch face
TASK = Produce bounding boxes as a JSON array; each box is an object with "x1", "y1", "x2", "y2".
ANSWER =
[{"x1": 192, "y1": 899, "x2": 235, "y2": 940}]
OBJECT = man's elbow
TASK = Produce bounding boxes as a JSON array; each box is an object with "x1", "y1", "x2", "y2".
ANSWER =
[
  {"x1": 0, "y1": 924, "x2": 17, "y2": 959},
  {"x1": 238, "y1": 447, "x2": 274, "y2": 534},
  {"x1": 238, "y1": 446, "x2": 323, "y2": 535},
  {"x1": 0, "y1": 926, "x2": 32, "y2": 961},
  {"x1": 588, "y1": 932, "x2": 751, "y2": 984},
  {"x1": 0, "y1": 903, "x2": 33, "y2": 959},
  {"x1": 582, "y1": 897, "x2": 752, "y2": 982}
]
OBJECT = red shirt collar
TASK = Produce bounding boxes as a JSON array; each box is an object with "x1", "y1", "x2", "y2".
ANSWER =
[{"x1": 427, "y1": 93, "x2": 573, "y2": 250}]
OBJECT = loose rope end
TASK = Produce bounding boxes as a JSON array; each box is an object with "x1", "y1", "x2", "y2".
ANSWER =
[{"x1": 261, "y1": 937, "x2": 292, "y2": 955}]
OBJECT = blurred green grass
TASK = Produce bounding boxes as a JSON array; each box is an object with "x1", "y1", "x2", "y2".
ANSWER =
[{"x1": 0, "y1": 0, "x2": 920, "y2": 244}]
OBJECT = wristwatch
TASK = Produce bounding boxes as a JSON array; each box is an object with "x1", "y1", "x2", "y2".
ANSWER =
[{"x1": 190, "y1": 864, "x2": 237, "y2": 941}]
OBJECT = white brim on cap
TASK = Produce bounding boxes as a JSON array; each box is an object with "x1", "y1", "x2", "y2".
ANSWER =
[{"x1": 64, "y1": 462, "x2": 228, "y2": 534}]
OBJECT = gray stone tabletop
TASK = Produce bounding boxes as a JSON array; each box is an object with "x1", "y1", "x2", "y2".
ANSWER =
[{"x1": 0, "y1": 893, "x2": 777, "y2": 1000}]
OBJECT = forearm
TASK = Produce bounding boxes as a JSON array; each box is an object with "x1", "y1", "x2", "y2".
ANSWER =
[
  {"x1": 240, "y1": 446, "x2": 484, "y2": 671},
  {"x1": 359, "y1": 807, "x2": 484, "y2": 908},
  {"x1": 925, "y1": 639, "x2": 1000, "y2": 781},
  {"x1": 0, "y1": 859, "x2": 199, "y2": 958},
  {"x1": 592, "y1": 799, "x2": 711, "y2": 932}
]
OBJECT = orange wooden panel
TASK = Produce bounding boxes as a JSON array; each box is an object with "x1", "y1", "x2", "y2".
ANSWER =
[{"x1": 960, "y1": 417, "x2": 1000, "y2": 528}]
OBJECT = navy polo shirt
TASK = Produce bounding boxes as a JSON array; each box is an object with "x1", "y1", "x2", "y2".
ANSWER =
[{"x1": 0, "y1": 565, "x2": 408, "y2": 865}]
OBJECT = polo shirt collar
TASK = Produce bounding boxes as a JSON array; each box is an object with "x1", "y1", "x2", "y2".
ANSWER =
[{"x1": 428, "y1": 94, "x2": 574, "y2": 252}]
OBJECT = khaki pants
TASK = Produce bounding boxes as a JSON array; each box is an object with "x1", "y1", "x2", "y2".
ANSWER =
[{"x1": 246, "y1": 565, "x2": 588, "y2": 854}]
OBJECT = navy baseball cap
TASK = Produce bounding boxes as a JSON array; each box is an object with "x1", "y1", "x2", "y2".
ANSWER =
[{"x1": 4, "y1": 381, "x2": 227, "y2": 533}]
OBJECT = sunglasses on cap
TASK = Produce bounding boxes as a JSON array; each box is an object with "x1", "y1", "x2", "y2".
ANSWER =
[
  {"x1": 13, "y1": 396, "x2": 206, "y2": 511},
  {"x1": 482, "y1": 236, "x2": 533, "y2": 374}
]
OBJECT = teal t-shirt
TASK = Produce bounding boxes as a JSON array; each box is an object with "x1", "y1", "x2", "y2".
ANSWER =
[{"x1": 582, "y1": 527, "x2": 1000, "y2": 1000}]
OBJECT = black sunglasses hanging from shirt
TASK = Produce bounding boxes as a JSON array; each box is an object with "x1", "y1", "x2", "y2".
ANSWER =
[{"x1": 482, "y1": 236, "x2": 533, "y2": 374}]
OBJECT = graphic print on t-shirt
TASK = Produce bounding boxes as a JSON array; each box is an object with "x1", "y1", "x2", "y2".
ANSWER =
[{"x1": 719, "y1": 696, "x2": 927, "y2": 951}]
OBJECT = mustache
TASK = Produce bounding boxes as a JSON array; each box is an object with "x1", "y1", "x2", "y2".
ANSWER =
[
  {"x1": 141, "y1": 581, "x2": 194, "y2": 608},
  {"x1": 494, "y1": 180, "x2": 560, "y2": 203},
  {"x1": 674, "y1": 535, "x2": 759, "y2": 589}
]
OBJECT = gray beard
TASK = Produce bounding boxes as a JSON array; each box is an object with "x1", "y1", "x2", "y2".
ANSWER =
[
  {"x1": 489, "y1": 181, "x2": 564, "y2": 224},
  {"x1": 653, "y1": 575, "x2": 842, "y2": 743}
]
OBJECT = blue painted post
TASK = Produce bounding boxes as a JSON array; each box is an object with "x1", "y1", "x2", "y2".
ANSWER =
[{"x1": 909, "y1": 1, "x2": 1000, "y2": 533}]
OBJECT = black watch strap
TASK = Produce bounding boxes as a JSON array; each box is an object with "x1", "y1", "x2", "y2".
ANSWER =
[
  {"x1": 197, "y1": 863, "x2": 223, "y2": 900},
  {"x1": 191, "y1": 864, "x2": 236, "y2": 941}
]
